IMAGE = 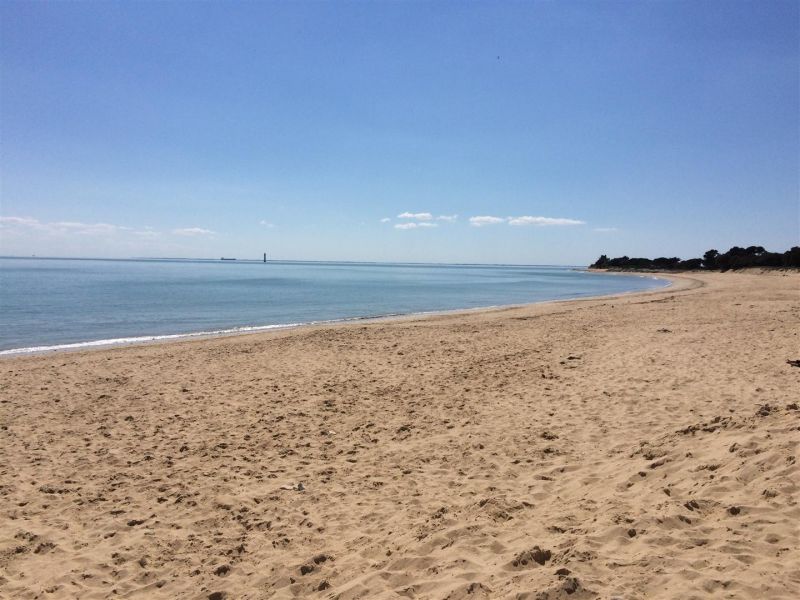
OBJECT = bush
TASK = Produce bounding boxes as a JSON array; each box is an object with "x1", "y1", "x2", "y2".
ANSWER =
[{"x1": 590, "y1": 245, "x2": 799, "y2": 271}]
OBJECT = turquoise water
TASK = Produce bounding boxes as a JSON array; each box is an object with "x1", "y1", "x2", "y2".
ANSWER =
[{"x1": 0, "y1": 258, "x2": 668, "y2": 354}]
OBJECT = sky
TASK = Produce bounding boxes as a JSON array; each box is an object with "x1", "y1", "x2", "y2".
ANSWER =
[{"x1": 1, "y1": 1, "x2": 798, "y2": 265}]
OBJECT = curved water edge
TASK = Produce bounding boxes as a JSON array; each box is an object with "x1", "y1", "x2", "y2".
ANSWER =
[
  {"x1": 0, "y1": 259, "x2": 670, "y2": 356},
  {"x1": 0, "y1": 274, "x2": 672, "y2": 357}
]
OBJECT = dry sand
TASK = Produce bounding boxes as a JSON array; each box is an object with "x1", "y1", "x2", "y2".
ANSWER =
[{"x1": 1, "y1": 271, "x2": 798, "y2": 600}]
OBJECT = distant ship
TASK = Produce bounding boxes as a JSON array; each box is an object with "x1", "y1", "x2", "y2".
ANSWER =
[{"x1": 220, "y1": 257, "x2": 236, "y2": 261}]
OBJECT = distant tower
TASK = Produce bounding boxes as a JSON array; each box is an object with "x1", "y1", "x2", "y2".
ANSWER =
[{"x1": 263, "y1": 252, "x2": 267, "y2": 263}]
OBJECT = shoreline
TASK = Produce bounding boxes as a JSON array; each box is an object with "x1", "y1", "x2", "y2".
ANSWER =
[
  {"x1": 0, "y1": 272, "x2": 680, "y2": 358},
  {"x1": 2, "y1": 270, "x2": 798, "y2": 599}
]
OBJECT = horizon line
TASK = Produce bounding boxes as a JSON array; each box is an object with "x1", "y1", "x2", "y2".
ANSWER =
[{"x1": 0, "y1": 255, "x2": 587, "y2": 269}]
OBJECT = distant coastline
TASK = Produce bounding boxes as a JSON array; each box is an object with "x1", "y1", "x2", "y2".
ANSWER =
[{"x1": 590, "y1": 245, "x2": 800, "y2": 272}]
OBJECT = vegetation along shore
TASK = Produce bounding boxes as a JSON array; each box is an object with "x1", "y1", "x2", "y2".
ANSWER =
[{"x1": 591, "y1": 245, "x2": 800, "y2": 271}]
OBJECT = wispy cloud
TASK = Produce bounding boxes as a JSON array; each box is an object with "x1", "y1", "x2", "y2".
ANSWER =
[
  {"x1": 172, "y1": 227, "x2": 216, "y2": 236},
  {"x1": 0, "y1": 216, "x2": 40, "y2": 227},
  {"x1": 508, "y1": 216, "x2": 585, "y2": 226},
  {"x1": 54, "y1": 221, "x2": 129, "y2": 235},
  {"x1": 397, "y1": 212, "x2": 433, "y2": 221},
  {"x1": 0, "y1": 216, "x2": 142, "y2": 236},
  {"x1": 469, "y1": 215, "x2": 585, "y2": 227},
  {"x1": 133, "y1": 227, "x2": 159, "y2": 238},
  {"x1": 593, "y1": 227, "x2": 618, "y2": 233},
  {"x1": 380, "y1": 217, "x2": 391, "y2": 223},
  {"x1": 0, "y1": 216, "x2": 222, "y2": 240},
  {"x1": 394, "y1": 222, "x2": 438, "y2": 230},
  {"x1": 469, "y1": 216, "x2": 506, "y2": 227},
  {"x1": 397, "y1": 212, "x2": 458, "y2": 223}
]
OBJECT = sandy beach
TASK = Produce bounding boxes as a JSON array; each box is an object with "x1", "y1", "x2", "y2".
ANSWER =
[{"x1": 1, "y1": 271, "x2": 798, "y2": 600}]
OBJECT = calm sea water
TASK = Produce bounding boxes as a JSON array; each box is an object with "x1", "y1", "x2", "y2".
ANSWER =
[{"x1": 0, "y1": 258, "x2": 668, "y2": 354}]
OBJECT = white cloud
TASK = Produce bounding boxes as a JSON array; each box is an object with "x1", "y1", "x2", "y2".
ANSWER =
[
  {"x1": 469, "y1": 216, "x2": 506, "y2": 227},
  {"x1": 0, "y1": 216, "x2": 223, "y2": 256},
  {"x1": 52, "y1": 221, "x2": 128, "y2": 235},
  {"x1": 380, "y1": 217, "x2": 391, "y2": 223},
  {"x1": 259, "y1": 220, "x2": 275, "y2": 228},
  {"x1": 468, "y1": 215, "x2": 585, "y2": 227},
  {"x1": 171, "y1": 227, "x2": 216, "y2": 236},
  {"x1": 436, "y1": 214, "x2": 458, "y2": 222},
  {"x1": 507, "y1": 216, "x2": 585, "y2": 226},
  {"x1": 593, "y1": 227, "x2": 618, "y2": 233},
  {"x1": 394, "y1": 222, "x2": 438, "y2": 230},
  {"x1": 0, "y1": 216, "x2": 40, "y2": 227},
  {"x1": 0, "y1": 216, "x2": 141, "y2": 236},
  {"x1": 398, "y1": 212, "x2": 433, "y2": 221}
]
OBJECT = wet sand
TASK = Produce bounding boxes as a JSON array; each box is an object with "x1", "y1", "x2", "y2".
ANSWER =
[{"x1": 1, "y1": 271, "x2": 798, "y2": 599}]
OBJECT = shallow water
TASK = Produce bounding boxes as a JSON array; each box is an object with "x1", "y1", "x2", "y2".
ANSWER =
[{"x1": 0, "y1": 258, "x2": 667, "y2": 354}]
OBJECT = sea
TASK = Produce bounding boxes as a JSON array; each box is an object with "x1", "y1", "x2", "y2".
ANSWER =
[{"x1": 0, "y1": 257, "x2": 669, "y2": 355}]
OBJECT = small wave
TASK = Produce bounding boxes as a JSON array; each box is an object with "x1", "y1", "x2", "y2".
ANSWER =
[
  {"x1": 0, "y1": 305, "x2": 496, "y2": 356},
  {"x1": 0, "y1": 311, "x2": 433, "y2": 356},
  {"x1": 0, "y1": 323, "x2": 303, "y2": 356}
]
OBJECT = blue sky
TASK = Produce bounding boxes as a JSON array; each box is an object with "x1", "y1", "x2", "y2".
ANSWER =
[{"x1": 1, "y1": 1, "x2": 798, "y2": 264}]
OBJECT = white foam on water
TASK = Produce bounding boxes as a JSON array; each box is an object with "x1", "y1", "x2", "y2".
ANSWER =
[{"x1": 0, "y1": 323, "x2": 303, "y2": 355}]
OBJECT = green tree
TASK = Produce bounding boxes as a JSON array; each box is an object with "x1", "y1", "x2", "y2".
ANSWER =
[{"x1": 702, "y1": 249, "x2": 719, "y2": 270}]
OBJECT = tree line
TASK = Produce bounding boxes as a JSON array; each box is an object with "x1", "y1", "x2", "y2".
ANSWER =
[{"x1": 590, "y1": 245, "x2": 800, "y2": 271}]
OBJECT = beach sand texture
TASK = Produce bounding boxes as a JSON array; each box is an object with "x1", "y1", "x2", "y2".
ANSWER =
[{"x1": 1, "y1": 271, "x2": 798, "y2": 599}]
